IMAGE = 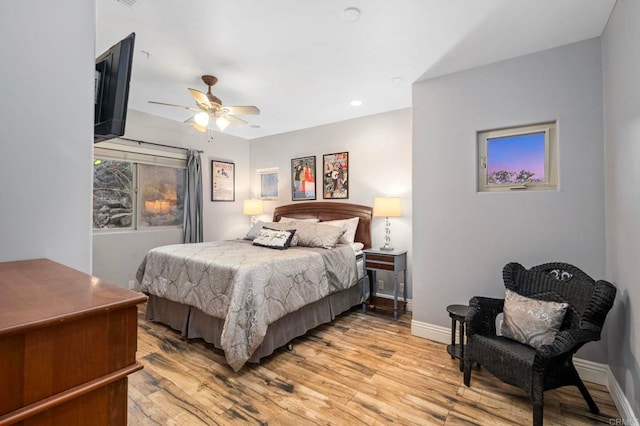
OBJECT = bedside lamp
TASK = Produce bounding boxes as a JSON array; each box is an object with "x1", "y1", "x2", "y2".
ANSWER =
[
  {"x1": 243, "y1": 199, "x2": 264, "y2": 226},
  {"x1": 373, "y1": 197, "x2": 402, "y2": 251}
]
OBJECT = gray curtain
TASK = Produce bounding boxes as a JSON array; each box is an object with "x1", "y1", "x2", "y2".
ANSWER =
[{"x1": 183, "y1": 149, "x2": 203, "y2": 243}]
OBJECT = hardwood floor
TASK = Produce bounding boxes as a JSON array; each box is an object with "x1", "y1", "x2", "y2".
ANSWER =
[{"x1": 129, "y1": 306, "x2": 620, "y2": 425}]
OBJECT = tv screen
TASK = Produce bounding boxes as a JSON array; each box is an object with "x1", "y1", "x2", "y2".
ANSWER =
[{"x1": 94, "y1": 33, "x2": 135, "y2": 143}]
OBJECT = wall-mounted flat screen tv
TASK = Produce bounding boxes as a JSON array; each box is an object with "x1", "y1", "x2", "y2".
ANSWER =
[{"x1": 94, "y1": 33, "x2": 135, "y2": 143}]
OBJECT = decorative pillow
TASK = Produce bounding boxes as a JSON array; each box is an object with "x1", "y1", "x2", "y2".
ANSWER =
[
  {"x1": 244, "y1": 221, "x2": 275, "y2": 240},
  {"x1": 322, "y1": 217, "x2": 360, "y2": 244},
  {"x1": 245, "y1": 221, "x2": 303, "y2": 246},
  {"x1": 278, "y1": 216, "x2": 320, "y2": 223},
  {"x1": 292, "y1": 222, "x2": 346, "y2": 249},
  {"x1": 252, "y1": 228, "x2": 296, "y2": 250},
  {"x1": 261, "y1": 222, "x2": 302, "y2": 246},
  {"x1": 501, "y1": 289, "x2": 569, "y2": 350}
]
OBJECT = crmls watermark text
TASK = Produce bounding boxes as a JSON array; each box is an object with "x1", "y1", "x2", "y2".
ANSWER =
[{"x1": 609, "y1": 418, "x2": 640, "y2": 426}]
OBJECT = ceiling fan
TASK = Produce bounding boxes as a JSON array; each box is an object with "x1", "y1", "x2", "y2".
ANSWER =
[{"x1": 149, "y1": 74, "x2": 260, "y2": 132}]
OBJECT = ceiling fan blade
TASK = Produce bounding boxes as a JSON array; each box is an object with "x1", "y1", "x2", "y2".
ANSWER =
[
  {"x1": 224, "y1": 106, "x2": 260, "y2": 115},
  {"x1": 222, "y1": 114, "x2": 248, "y2": 127},
  {"x1": 148, "y1": 101, "x2": 199, "y2": 112},
  {"x1": 188, "y1": 88, "x2": 211, "y2": 107}
]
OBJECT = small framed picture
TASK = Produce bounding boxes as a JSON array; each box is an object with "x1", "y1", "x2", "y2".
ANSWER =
[
  {"x1": 211, "y1": 160, "x2": 235, "y2": 201},
  {"x1": 323, "y1": 152, "x2": 349, "y2": 199},
  {"x1": 291, "y1": 156, "x2": 316, "y2": 201}
]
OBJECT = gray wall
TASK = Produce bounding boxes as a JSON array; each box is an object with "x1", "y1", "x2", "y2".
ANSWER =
[
  {"x1": 92, "y1": 110, "x2": 251, "y2": 287},
  {"x1": 0, "y1": 1, "x2": 94, "y2": 272},
  {"x1": 602, "y1": 0, "x2": 640, "y2": 416},
  {"x1": 250, "y1": 109, "x2": 413, "y2": 297},
  {"x1": 412, "y1": 38, "x2": 608, "y2": 362}
]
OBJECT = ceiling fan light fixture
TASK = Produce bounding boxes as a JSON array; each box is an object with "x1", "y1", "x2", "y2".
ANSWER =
[
  {"x1": 194, "y1": 111, "x2": 210, "y2": 126},
  {"x1": 193, "y1": 122, "x2": 208, "y2": 133},
  {"x1": 216, "y1": 116, "x2": 230, "y2": 132}
]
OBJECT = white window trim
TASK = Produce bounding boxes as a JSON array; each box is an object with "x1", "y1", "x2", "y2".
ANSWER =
[
  {"x1": 256, "y1": 167, "x2": 279, "y2": 200},
  {"x1": 477, "y1": 121, "x2": 558, "y2": 192}
]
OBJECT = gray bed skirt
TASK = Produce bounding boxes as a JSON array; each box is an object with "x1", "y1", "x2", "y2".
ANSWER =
[{"x1": 145, "y1": 278, "x2": 366, "y2": 364}]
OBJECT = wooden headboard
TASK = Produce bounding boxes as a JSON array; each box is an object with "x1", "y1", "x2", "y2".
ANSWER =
[{"x1": 273, "y1": 202, "x2": 373, "y2": 249}]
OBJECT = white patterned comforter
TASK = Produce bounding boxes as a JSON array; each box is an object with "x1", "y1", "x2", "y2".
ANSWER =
[{"x1": 136, "y1": 239, "x2": 358, "y2": 371}]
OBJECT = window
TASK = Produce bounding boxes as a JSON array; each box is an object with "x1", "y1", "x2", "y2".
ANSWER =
[
  {"x1": 257, "y1": 167, "x2": 279, "y2": 199},
  {"x1": 477, "y1": 122, "x2": 557, "y2": 192},
  {"x1": 93, "y1": 146, "x2": 186, "y2": 230}
]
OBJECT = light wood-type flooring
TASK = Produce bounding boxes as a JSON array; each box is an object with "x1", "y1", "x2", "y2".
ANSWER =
[{"x1": 129, "y1": 305, "x2": 620, "y2": 425}]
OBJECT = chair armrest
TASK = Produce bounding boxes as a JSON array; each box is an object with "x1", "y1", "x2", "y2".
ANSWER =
[
  {"x1": 536, "y1": 329, "x2": 600, "y2": 360},
  {"x1": 466, "y1": 296, "x2": 504, "y2": 337}
]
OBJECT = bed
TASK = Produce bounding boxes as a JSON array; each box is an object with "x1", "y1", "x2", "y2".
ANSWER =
[{"x1": 136, "y1": 202, "x2": 372, "y2": 371}]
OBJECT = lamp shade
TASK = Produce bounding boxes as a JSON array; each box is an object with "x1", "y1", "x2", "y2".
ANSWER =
[
  {"x1": 193, "y1": 112, "x2": 209, "y2": 132},
  {"x1": 193, "y1": 122, "x2": 208, "y2": 133},
  {"x1": 194, "y1": 111, "x2": 210, "y2": 126},
  {"x1": 373, "y1": 197, "x2": 402, "y2": 217},
  {"x1": 243, "y1": 199, "x2": 264, "y2": 216},
  {"x1": 216, "y1": 116, "x2": 230, "y2": 132}
]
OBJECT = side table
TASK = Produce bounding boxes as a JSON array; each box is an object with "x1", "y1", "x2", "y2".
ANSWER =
[
  {"x1": 362, "y1": 249, "x2": 407, "y2": 320},
  {"x1": 446, "y1": 304, "x2": 469, "y2": 372}
]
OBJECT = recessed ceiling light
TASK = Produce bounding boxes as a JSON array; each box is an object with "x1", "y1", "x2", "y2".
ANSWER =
[
  {"x1": 342, "y1": 7, "x2": 361, "y2": 21},
  {"x1": 350, "y1": 100, "x2": 363, "y2": 107},
  {"x1": 391, "y1": 77, "x2": 405, "y2": 84}
]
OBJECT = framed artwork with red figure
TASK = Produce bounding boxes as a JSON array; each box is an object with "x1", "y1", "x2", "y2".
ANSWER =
[
  {"x1": 323, "y1": 152, "x2": 348, "y2": 199},
  {"x1": 291, "y1": 156, "x2": 316, "y2": 201}
]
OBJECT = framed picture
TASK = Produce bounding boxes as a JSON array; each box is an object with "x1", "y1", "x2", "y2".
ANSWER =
[
  {"x1": 291, "y1": 156, "x2": 316, "y2": 201},
  {"x1": 211, "y1": 160, "x2": 235, "y2": 201},
  {"x1": 258, "y1": 168, "x2": 279, "y2": 199},
  {"x1": 323, "y1": 152, "x2": 349, "y2": 199}
]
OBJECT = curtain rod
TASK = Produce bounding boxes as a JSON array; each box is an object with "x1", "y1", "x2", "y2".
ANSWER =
[{"x1": 118, "y1": 137, "x2": 204, "y2": 154}]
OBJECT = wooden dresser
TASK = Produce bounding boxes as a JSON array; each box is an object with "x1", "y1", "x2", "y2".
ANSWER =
[{"x1": 0, "y1": 258, "x2": 147, "y2": 425}]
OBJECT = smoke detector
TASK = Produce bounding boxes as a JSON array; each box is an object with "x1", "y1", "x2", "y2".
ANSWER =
[{"x1": 342, "y1": 7, "x2": 361, "y2": 21}]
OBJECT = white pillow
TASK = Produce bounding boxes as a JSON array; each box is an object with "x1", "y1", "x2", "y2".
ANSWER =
[
  {"x1": 322, "y1": 217, "x2": 360, "y2": 244},
  {"x1": 244, "y1": 221, "x2": 274, "y2": 240},
  {"x1": 349, "y1": 242, "x2": 364, "y2": 253},
  {"x1": 278, "y1": 216, "x2": 320, "y2": 223},
  {"x1": 291, "y1": 222, "x2": 346, "y2": 249}
]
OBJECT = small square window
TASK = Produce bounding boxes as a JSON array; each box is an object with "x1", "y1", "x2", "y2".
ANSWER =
[
  {"x1": 477, "y1": 122, "x2": 557, "y2": 192},
  {"x1": 257, "y1": 168, "x2": 279, "y2": 199}
]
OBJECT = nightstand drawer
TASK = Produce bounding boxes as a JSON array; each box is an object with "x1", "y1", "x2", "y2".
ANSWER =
[
  {"x1": 366, "y1": 254, "x2": 394, "y2": 263},
  {"x1": 365, "y1": 261, "x2": 394, "y2": 271}
]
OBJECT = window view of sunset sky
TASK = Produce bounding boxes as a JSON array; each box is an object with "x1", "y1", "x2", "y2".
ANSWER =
[{"x1": 487, "y1": 132, "x2": 545, "y2": 180}]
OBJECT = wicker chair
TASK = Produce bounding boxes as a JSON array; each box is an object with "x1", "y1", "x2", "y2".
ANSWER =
[{"x1": 463, "y1": 262, "x2": 616, "y2": 426}]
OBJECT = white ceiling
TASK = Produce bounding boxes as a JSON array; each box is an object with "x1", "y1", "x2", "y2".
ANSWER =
[{"x1": 96, "y1": 0, "x2": 615, "y2": 140}]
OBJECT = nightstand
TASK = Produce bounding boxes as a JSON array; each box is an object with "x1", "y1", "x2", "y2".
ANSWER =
[{"x1": 362, "y1": 249, "x2": 407, "y2": 320}]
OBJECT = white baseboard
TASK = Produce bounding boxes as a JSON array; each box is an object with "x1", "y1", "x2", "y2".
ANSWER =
[
  {"x1": 410, "y1": 319, "x2": 638, "y2": 422},
  {"x1": 373, "y1": 293, "x2": 413, "y2": 312},
  {"x1": 411, "y1": 319, "x2": 451, "y2": 343},
  {"x1": 606, "y1": 366, "x2": 640, "y2": 424}
]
